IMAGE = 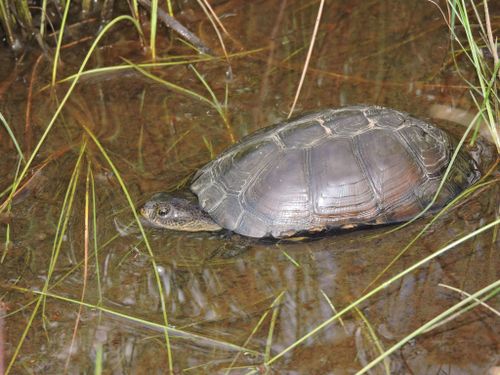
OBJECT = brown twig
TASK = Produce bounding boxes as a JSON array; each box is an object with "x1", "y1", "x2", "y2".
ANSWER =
[{"x1": 137, "y1": 0, "x2": 214, "y2": 55}]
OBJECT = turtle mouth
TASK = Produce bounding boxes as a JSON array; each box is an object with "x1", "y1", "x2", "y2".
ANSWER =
[
  {"x1": 139, "y1": 207, "x2": 157, "y2": 224},
  {"x1": 139, "y1": 206, "x2": 167, "y2": 229},
  {"x1": 139, "y1": 213, "x2": 161, "y2": 228}
]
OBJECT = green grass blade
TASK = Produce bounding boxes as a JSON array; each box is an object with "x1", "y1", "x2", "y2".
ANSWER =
[
  {"x1": 264, "y1": 291, "x2": 285, "y2": 362},
  {"x1": 48, "y1": 48, "x2": 263, "y2": 88},
  {"x1": 0, "y1": 0, "x2": 15, "y2": 46},
  {"x1": 39, "y1": 0, "x2": 47, "y2": 37},
  {"x1": 1, "y1": 159, "x2": 22, "y2": 263},
  {"x1": 94, "y1": 342, "x2": 103, "y2": 375},
  {"x1": 6, "y1": 285, "x2": 260, "y2": 356},
  {"x1": 51, "y1": 0, "x2": 72, "y2": 86},
  {"x1": 223, "y1": 292, "x2": 285, "y2": 375},
  {"x1": 89, "y1": 167, "x2": 103, "y2": 305},
  {"x1": 0, "y1": 111, "x2": 25, "y2": 163},
  {"x1": 150, "y1": 0, "x2": 158, "y2": 59},
  {"x1": 354, "y1": 307, "x2": 390, "y2": 375},
  {"x1": 6, "y1": 142, "x2": 86, "y2": 374},
  {"x1": 364, "y1": 178, "x2": 498, "y2": 291},
  {"x1": 14, "y1": 0, "x2": 32, "y2": 31},
  {"x1": 189, "y1": 64, "x2": 230, "y2": 129}
]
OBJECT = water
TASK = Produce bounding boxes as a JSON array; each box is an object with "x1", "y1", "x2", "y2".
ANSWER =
[{"x1": 0, "y1": 1, "x2": 498, "y2": 374}]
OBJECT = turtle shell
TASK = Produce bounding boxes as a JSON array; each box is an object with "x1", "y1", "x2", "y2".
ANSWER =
[{"x1": 191, "y1": 105, "x2": 480, "y2": 238}]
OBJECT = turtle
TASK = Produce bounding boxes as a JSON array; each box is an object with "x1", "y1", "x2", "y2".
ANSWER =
[{"x1": 140, "y1": 105, "x2": 480, "y2": 238}]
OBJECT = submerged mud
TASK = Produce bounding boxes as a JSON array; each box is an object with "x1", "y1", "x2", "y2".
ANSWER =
[{"x1": 0, "y1": 0, "x2": 498, "y2": 374}]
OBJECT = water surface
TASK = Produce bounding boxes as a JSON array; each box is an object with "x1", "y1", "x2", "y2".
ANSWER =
[{"x1": 0, "y1": 1, "x2": 498, "y2": 374}]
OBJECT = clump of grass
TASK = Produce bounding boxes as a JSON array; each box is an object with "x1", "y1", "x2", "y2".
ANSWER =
[
  {"x1": 353, "y1": 0, "x2": 500, "y2": 372},
  {"x1": 447, "y1": 0, "x2": 499, "y2": 151},
  {"x1": 0, "y1": 0, "x2": 212, "y2": 61},
  {"x1": 0, "y1": 0, "x2": 33, "y2": 49}
]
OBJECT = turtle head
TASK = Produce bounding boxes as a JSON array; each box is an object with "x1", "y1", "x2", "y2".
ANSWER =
[{"x1": 140, "y1": 192, "x2": 222, "y2": 232}]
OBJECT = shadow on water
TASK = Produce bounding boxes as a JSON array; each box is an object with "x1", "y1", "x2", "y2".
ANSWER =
[{"x1": 0, "y1": 0, "x2": 498, "y2": 374}]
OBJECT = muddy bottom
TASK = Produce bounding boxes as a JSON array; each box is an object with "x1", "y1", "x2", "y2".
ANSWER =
[{"x1": 0, "y1": 0, "x2": 498, "y2": 374}]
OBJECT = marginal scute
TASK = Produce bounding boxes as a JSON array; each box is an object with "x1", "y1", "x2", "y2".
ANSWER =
[
  {"x1": 190, "y1": 105, "x2": 480, "y2": 238},
  {"x1": 399, "y1": 122, "x2": 449, "y2": 177},
  {"x1": 324, "y1": 109, "x2": 371, "y2": 135},
  {"x1": 209, "y1": 193, "x2": 243, "y2": 231},
  {"x1": 196, "y1": 183, "x2": 225, "y2": 213},
  {"x1": 236, "y1": 212, "x2": 269, "y2": 238},
  {"x1": 366, "y1": 106, "x2": 407, "y2": 128},
  {"x1": 191, "y1": 165, "x2": 214, "y2": 194},
  {"x1": 279, "y1": 120, "x2": 327, "y2": 148},
  {"x1": 218, "y1": 140, "x2": 279, "y2": 193}
]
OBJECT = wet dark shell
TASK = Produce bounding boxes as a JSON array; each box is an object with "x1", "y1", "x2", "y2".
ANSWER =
[{"x1": 191, "y1": 105, "x2": 480, "y2": 238}]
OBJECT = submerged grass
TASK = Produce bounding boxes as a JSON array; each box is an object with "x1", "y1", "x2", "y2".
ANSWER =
[
  {"x1": 364, "y1": 177, "x2": 499, "y2": 292},
  {"x1": 63, "y1": 162, "x2": 93, "y2": 372},
  {"x1": 264, "y1": 291, "x2": 284, "y2": 363},
  {"x1": 82, "y1": 125, "x2": 174, "y2": 372},
  {"x1": 1, "y1": 13, "x2": 179, "y2": 374},
  {"x1": 357, "y1": 280, "x2": 500, "y2": 374},
  {"x1": 4, "y1": 284, "x2": 260, "y2": 356},
  {"x1": 246, "y1": 218, "x2": 500, "y2": 373},
  {"x1": 362, "y1": 0, "x2": 498, "y2": 291},
  {"x1": 0, "y1": 0, "x2": 498, "y2": 373},
  {"x1": 223, "y1": 290, "x2": 285, "y2": 374},
  {"x1": 354, "y1": 307, "x2": 390, "y2": 375},
  {"x1": 89, "y1": 167, "x2": 103, "y2": 305},
  {"x1": 123, "y1": 58, "x2": 232, "y2": 136},
  {"x1": 0, "y1": 159, "x2": 22, "y2": 264},
  {"x1": 6, "y1": 143, "x2": 86, "y2": 374}
]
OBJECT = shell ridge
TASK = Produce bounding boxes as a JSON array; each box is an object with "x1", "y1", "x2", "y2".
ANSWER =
[
  {"x1": 391, "y1": 119, "x2": 431, "y2": 209},
  {"x1": 302, "y1": 146, "x2": 313, "y2": 230},
  {"x1": 350, "y1": 130, "x2": 385, "y2": 221}
]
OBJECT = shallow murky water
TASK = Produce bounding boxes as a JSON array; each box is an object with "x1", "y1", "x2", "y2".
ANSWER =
[{"x1": 0, "y1": 1, "x2": 499, "y2": 374}]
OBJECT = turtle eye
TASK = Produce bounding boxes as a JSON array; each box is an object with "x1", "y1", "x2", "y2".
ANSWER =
[{"x1": 157, "y1": 207, "x2": 170, "y2": 217}]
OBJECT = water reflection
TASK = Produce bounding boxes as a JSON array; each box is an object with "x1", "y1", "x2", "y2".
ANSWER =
[{"x1": 0, "y1": 0, "x2": 498, "y2": 373}]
